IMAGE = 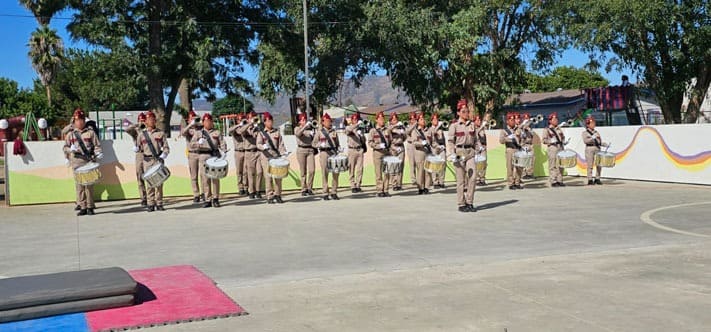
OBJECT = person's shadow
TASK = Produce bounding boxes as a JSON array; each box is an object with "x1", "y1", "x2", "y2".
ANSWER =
[{"x1": 95, "y1": 141, "x2": 126, "y2": 201}]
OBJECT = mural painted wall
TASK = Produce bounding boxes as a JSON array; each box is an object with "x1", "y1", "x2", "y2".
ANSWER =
[{"x1": 4, "y1": 124, "x2": 710, "y2": 205}]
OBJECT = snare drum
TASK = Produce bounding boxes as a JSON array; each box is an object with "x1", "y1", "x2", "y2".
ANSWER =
[
  {"x1": 474, "y1": 154, "x2": 487, "y2": 173},
  {"x1": 205, "y1": 157, "x2": 229, "y2": 179},
  {"x1": 327, "y1": 154, "x2": 349, "y2": 173},
  {"x1": 424, "y1": 154, "x2": 445, "y2": 173},
  {"x1": 267, "y1": 158, "x2": 290, "y2": 178},
  {"x1": 142, "y1": 163, "x2": 171, "y2": 188},
  {"x1": 556, "y1": 149, "x2": 578, "y2": 168},
  {"x1": 74, "y1": 162, "x2": 102, "y2": 186},
  {"x1": 594, "y1": 151, "x2": 616, "y2": 167},
  {"x1": 513, "y1": 150, "x2": 533, "y2": 168},
  {"x1": 382, "y1": 156, "x2": 402, "y2": 175}
]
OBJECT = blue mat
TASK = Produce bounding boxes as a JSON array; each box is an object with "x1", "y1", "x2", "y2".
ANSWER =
[{"x1": 0, "y1": 313, "x2": 88, "y2": 332}]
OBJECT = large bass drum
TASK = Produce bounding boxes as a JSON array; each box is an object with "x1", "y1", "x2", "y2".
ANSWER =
[
  {"x1": 143, "y1": 163, "x2": 171, "y2": 188},
  {"x1": 74, "y1": 162, "x2": 102, "y2": 186}
]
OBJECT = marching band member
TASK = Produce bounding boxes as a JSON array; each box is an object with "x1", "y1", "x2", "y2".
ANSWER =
[
  {"x1": 126, "y1": 112, "x2": 148, "y2": 207},
  {"x1": 64, "y1": 108, "x2": 103, "y2": 216},
  {"x1": 256, "y1": 112, "x2": 288, "y2": 203},
  {"x1": 312, "y1": 113, "x2": 341, "y2": 200},
  {"x1": 428, "y1": 113, "x2": 447, "y2": 189},
  {"x1": 543, "y1": 113, "x2": 566, "y2": 187},
  {"x1": 582, "y1": 116, "x2": 608, "y2": 185},
  {"x1": 520, "y1": 113, "x2": 535, "y2": 179},
  {"x1": 447, "y1": 100, "x2": 478, "y2": 212},
  {"x1": 473, "y1": 114, "x2": 488, "y2": 186},
  {"x1": 238, "y1": 112, "x2": 263, "y2": 199},
  {"x1": 500, "y1": 113, "x2": 524, "y2": 190},
  {"x1": 389, "y1": 113, "x2": 407, "y2": 191},
  {"x1": 62, "y1": 122, "x2": 83, "y2": 211},
  {"x1": 411, "y1": 113, "x2": 435, "y2": 194},
  {"x1": 138, "y1": 111, "x2": 169, "y2": 212},
  {"x1": 294, "y1": 113, "x2": 316, "y2": 196},
  {"x1": 369, "y1": 111, "x2": 392, "y2": 197},
  {"x1": 181, "y1": 110, "x2": 203, "y2": 203},
  {"x1": 227, "y1": 113, "x2": 247, "y2": 196},
  {"x1": 406, "y1": 111, "x2": 417, "y2": 186},
  {"x1": 345, "y1": 113, "x2": 366, "y2": 193},
  {"x1": 191, "y1": 113, "x2": 227, "y2": 207}
]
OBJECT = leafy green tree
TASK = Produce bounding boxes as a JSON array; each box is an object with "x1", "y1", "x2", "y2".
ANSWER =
[
  {"x1": 0, "y1": 77, "x2": 54, "y2": 123},
  {"x1": 565, "y1": 0, "x2": 710, "y2": 123},
  {"x1": 211, "y1": 94, "x2": 254, "y2": 118},
  {"x1": 526, "y1": 66, "x2": 610, "y2": 92}
]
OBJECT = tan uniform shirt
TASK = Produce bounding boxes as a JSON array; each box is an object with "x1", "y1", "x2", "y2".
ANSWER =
[
  {"x1": 181, "y1": 124, "x2": 202, "y2": 152},
  {"x1": 542, "y1": 126, "x2": 565, "y2": 147},
  {"x1": 227, "y1": 124, "x2": 246, "y2": 151},
  {"x1": 368, "y1": 126, "x2": 392, "y2": 152},
  {"x1": 63, "y1": 127, "x2": 102, "y2": 167},
  {"x1": 389, "y1": 124, "x2": 407, "y2": 147},
  {"x1": 499, "y1": 125, "x2": 521, "y2": 149},
  {"x1": 411, "y1": 126, "x2": 437, "y2": 152},
  {"x1": 256, "y1": 127, "x2": 287, "y2": 158},
  {"x1": 294, "y1": 124, "x2": 315, "y2": 148},
  {"x1": 139, "y1": 128, "x2": 170, "y2": 158},
  {"x1": 237, "y1": 124, "x2": 258, "y2": 151},
  {"x1": 312, "y1": 126, "x2": 340, "y2": 152},
  {"x1": 447, "y1": 120, "x2": 478, "y2": 159},
  {"x1": 345, "y1": 124, "x2": 367, "y2": 149},
  {"x1": 582, "y1": 128, "x2": 601, "y2": 148},
  {"x1": 190, "y1": 128, "x2": 226, "y2": 155}
]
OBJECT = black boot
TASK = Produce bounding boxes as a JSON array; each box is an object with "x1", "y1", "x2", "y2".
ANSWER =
[
  {"x1": 352, "y1": 188, "x2": 358, "y2": 193},
  {"x1": 203, "y1": 201, "x2": 212, "y2": 208},
  {"x1": 267, "y1": 197, "x2": 275, "y2": 204},
  {"x1": 595, "y1": 179, "x2": 602, "y2": 185},
  {"x1": 558, "y1": 182, "x2": 566, "y2": 187},
  {"x1": 588, "y1": 180, "x2": 594, "y2": 185},
  {"x1": 458, "y1": 206, "x2": 469, "y2": 213},
  {"x1": 322, "y1": 195, "x2": 331, "y2": 201},
  {"x1": 87, "y1": 208, "x2": 95, "y2": 215},
  {"x1": 467, "y1": 204, "x2": 477, "y2": 212},
  {"x1": 141, "y1": 200, "x2": 148, "y2": 207},
  {"x1": 77, "y1": 209, "x2": 87, "y2": 216},
  {"x1": 213, "y1": 199, "x2": 220, "y2": 208},
  {"x1": 331, "y1": 194, "x2": 340, "y2": 200},
  {"x1": 255, "y1": 192, "x2": 263, "y2": 199},
  {"x1": 418, "y1": 189, "x2": 424, "y2": 195},
  {"x1": 249, "y1": 192, "x2": 256, "y2": 199},
  {"x1": 74, "y1": 205, "x2": 81, "y2": 211},
  {"x1": 199, "y1": 193, "x2": 205, "y2": 202},
  {"x1": 193, "y1": 196, "x2": 201, "y2": 203},
  {"x1": 275, "y1": 196, "x2": 284, "y2": 204},
  {"x1": 156, "y1": 205, "x2": 165, "y2": 211},
  {"x1": 147, "y1": 205, "x2": 155, "y2": 212}
]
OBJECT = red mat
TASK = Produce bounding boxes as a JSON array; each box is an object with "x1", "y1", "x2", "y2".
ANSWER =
[{"x1": 85, "y1": 265, "x2": 246, "y2": 332}]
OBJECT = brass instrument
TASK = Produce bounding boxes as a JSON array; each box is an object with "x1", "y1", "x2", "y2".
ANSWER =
[
  {"x1": 440, "y1": 120, "x2": 450, "y2": 130},
  {"x1": 309, "y1": 120, "x2": 319, "y2": 128},
  {"x1": 488, "y1": 119, "x2": 496, "y2": 129},
  {"x1": 240, "y1": 119, "x2": 248, "y2": 126},
  {"x1": 556, "y1": 119, "x2": 574, "y2": 129},
  {"x1": 192, "y1": 117, "x2": 201, "y2": 126}
]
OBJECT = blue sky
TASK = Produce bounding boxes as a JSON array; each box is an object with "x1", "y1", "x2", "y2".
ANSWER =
[{"x1": 0, "y1": 2, "x2": 630, "y2": 91}]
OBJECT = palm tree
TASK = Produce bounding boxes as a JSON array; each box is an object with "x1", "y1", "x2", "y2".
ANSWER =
[
  {"x1": 28, "y1": 25, "x2": 63, "y2": 107},
  {"x1": 18, "y1": 0, "x2": 66, "y2": 25}
]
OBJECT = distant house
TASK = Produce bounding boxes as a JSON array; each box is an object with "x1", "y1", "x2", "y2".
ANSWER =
[{"x1": 503, "y1": 89, "x2": 588, "y2": 127}]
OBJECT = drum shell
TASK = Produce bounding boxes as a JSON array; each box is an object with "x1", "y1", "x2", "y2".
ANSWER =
[
  {"x1": 594, "y1": 151, "x2": 616, "y2": 167},
  {"x1": 423, "y1": 155, "x2": 445, "y2": 173},
  {"x1": 513, "y1": 151, "x2": 533, "y2": 168},
  {"x1": 267, "y1": 158, "x2": 290, "y2": 179},
  {"x1": 556, "y1": 149, "x2": 578, "y2": 168},
  {"x1": 382, "y1": 156, "x2": 402, "y2": 175},
  {"x1": 474, "y1": 155, "x2": 487, "y2": 172},
  {"x1": 205, "y1": 157, "x2": 229, "y2": 179},
  {"x1": 74, "y1": 162, "x2": 102, "y2": 186},
  {"x1": 143, "y1": 163, "x2": 171, "y2": 188},
  {"x1": 327, "y1": 154, "x2": 349, "y2": 174}
]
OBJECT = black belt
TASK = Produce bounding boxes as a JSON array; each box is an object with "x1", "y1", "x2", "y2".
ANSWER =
[
  {"x1": 349, "y1": 147, "x2": 363, "y2": 151},
  {"x1": 198, "y1": 151, "x2": 213, "y2": 155},
  {"x1": 245, "y1": 148, "x2": 258, "y2": 152},
  {"x1": 393, "y1": 143, "x2": 404, "y2": 147},
  {"x1": 143, "y1": 156, "x2": 156, "y2": 161},
  {"x1": 298, "y1": 145, "x2": 314, "y2": 148},
  {"x1": 456, "y1": 144, "x2": 474, "y2": 148},
  {"x1": 318, "y1": 148, "x2": 336, "y2": 152},
  {"x1": 585, "y1": 144, "x2": 598, "y2": 147},
  {"x1": 236, "y1": 149, "x2": 245, "y2": 152},
  {"x1": 72, "y1": 153, "x2": 91, "y2": 160}
]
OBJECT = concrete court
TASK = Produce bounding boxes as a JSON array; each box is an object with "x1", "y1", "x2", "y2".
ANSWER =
[{"x1": 1, "y1": 177, "x2": 710, "y2": 331}]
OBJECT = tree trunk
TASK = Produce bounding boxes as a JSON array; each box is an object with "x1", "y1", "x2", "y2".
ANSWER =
[
  {"x1": 179, "y1": 78, "x2": 192, "y2": 113},
  {"x1": 684, "y1": 65, "x2": 710, "y2": 123},
  {"x1": 148, "y1": 0, "x2": 167, "y2": 133},
  {"x1": 45, "y1": 84, "x2": 52, "y2": 108}
]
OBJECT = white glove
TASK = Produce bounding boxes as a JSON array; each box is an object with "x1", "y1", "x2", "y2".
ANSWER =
[
  {"x1": 95, "y1": 152, "x2": 104, "y2": 160},
  {"x1": 132, "y1": 146, "x2": 139, "y2": 153},
  {"x1": 592, "y1": 133, "x2": 599, "y2": 139},
  {"x1": 602, "y1": 142, "x2": 610, "y2": 147},
  {"x1": 319, "y1": 142, "x2": 327, "y2": 148},
  {"x1": 357, "y1": 120, "x2": 363, "y2": 125},
  {"x1": 158, "y1": 152, "x2": 167, "y2": 160},
  {"x1": 396, "y1": 121, "x2": 403, "y2": 127},
  {"x1": 263, "y1": 144, "x2": 270, "y2": 150},
  {"x1": 356, "y1": 129, "x2": 362, "y2": 135},
  {"x1": 507, "y1": 134, "x2": 515, "y2": 140},
  {"x1": 378, "y1": 143, "x2": 386, "y2": 149},
  {"x1": 396, "y1": 147, "x2": 402, "y2": 153},
  {"x1": 64, "y1": 158, "x2": 70, "y2": 166},
  {"x1": 198, "y1": 137, "x2": 205, "y2": 145},
  {"x1": 421, "y1": 140, "x2": 428, "y2": 146},
  {"x1": 70, "y1": 144, "x2": 79, "y2": 152},
  {"x1": 448, "y1": 154, "x2": 457, "y2": 162}
]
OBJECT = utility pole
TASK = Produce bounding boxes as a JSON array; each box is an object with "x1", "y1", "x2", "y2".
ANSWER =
[{"x1": 303, "y1": 0, "x2": 309, "y2": 117}]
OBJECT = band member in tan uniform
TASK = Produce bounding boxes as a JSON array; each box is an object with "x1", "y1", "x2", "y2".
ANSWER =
[
  {"x1": 520, "y1": 113, "x2": 535, "y2": 179},
  {"x1": 472, "y1": 114, "x2": 488, "y2": 186},
  {"x1": 345, "y1": 113, "x2": 366, "y2": 193},
  {"x1": 181, "y1": 110, "x2": 203, "y2": 203},
  {"x1": 428, "y1": 113, "x2": 447, "y2": 189},
  {"x1": 369, "y1": 111, "x2": 392, "y2": 197},
  {"x1": 126, "y1": 112, "x2": 148, "y2": 206},
  {"x1": 582, "y1": 116, "x2": 608, "y2": 185},
  {"x1": 227, "y1": 113, "x2": 248, "y2": 195},
  {"x1": 256, "y1": 112, "x2": 288, "y2": 203},
  {"x1": 500, "y1": 113, "x2": 524, "y2": 190},
  {"x1": 542, "y1": 112, "x2": 566, "y2": 187},
  {"x1": 237, "y1": 112, "x2": 263, "y2": 199},
  {"x1": 405, "y1": 111, "x2": 417, "y2": 186},
  {"x1": 388, "y1": 113, "x2": 407, "y2": 191},
  {"x1": 64, "y1": 109, "x2": 103, "y2": 216},
  {"x1": 191, "y1": 113, "x2": 227, "y2": 207},
  {"x1": 447, "y1": 100, "x2": 477, "y2": 212},
  {"x1": 62, "y1": 123, "x2": 84, "y2": 211},
  {"x1": 312, "y1": 113, "x2": 341, "y2": 200},
  {"x1": 411, "y1": 113, "x2": 435, "y2": 194},
  {"x1": 294, "y1": 113, "x2": 316, "y2": 196},
  {"x1": 138, "y1": 111, "x2": 170, "y2": 212}
]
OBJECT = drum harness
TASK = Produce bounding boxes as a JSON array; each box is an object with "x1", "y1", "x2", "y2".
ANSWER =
[
  {"x1": 415, "y1": 127, "x2": 433, "y2": 155},
  {"x1": 142, "y1": 130, "x2": 164, "y2": 163},
  {"x1": 356, "y1": 129, "x2": 368, "y2": 153},
  {"x1": 201, "y1": 129, "x2": 222, "y2": 158},
  {"x1": 257, "y1": 127, "x2": 281, "y2": 158},
  {"x1": 73, "y1": 131, "x2": 95, "y2": 162},
  {"x1": 503, "y1": 127, "x2": 521, "y2": 150},
  {"x1": 585, "y1": 128, "x2": 601, "y2": 148},
  {"x1": 320, "y1": 128, "x2": 339, "y2": 156},
  {"x1": 548, "y1": 127, "x2": 564, "y2": 148},
  {"x1": 375, "y1": 127, "x2": 390, "y2": 152}
]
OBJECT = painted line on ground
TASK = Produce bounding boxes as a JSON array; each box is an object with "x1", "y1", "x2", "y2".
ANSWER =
[{"x1": 640, "y1": 202, "x2": 711, "y2": 238}]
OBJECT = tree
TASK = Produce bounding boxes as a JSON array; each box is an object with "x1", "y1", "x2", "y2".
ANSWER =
[
  {"x1": 20, "y1": 0, "x2": 67, "y2": 108},
  {"x1": 68, "y1": 0, "x2": 271, "y2": 135},
  {"x1": 526, "y1": 66, "x2": 610, "y2": 93},
  {"x1": 0, "y1": 77, "x2": 54, "y2": 123},
  {"x1": 211, "y1": 95, "x2": 254, "y2": 118},
  {"x1": 565, "y1": 0, "x2": 710, "y2": 123}
]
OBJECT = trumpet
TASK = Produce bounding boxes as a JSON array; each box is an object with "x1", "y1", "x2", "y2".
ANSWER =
[
  {"x1": 191, "y1": 117, "x2": 201, "y2": 126},
  {"x1": 521, "y1": 114, "x2": 544, "y2": 128},
  {"x1": 139, "y1": 123, "x2": 146, "y2": 130},
  {"x1": 240, "y1": 119, "x2": 248, "y2": 126},
  {"x1": 309, "y1": 120, "x2": 319, "y2": 128},
  {"x1": 251, "y1": 117, "x2": 260, "y2": 125},
  {"x1": 558, "y1": 119, "x2": 574, "y2": 128},
  {"x1": 488, "y1": 119, "x2": 497, "y2": 128},
  {"x1": 439, "y1": 120, "x2": 450, "y2": 130}
]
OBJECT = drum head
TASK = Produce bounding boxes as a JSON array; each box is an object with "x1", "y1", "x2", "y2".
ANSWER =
[
  {"x1": 426, "y1": 155, "x2": 444, "y2": 162},
  {"x1": 558, "y1": 149, "x2": 576, "y2": 158},
  {"x1": 145, "y1": 163, "x2": 163, "y2": 175},
  {"x1": 206, "y1": 157, "x2": 228, "y2": 167},
  {"x1": 383, "y1": 156, "x2": 400, "y2": 163},
  {"x1": 475, "y1": 155, "x2": 487, "y2": 163},
  {"x1": 75, "y1": 162, "x2": 100, "y2": 172},
  {"x1": 597, "y1": 151, "x2": 615, "y2": 157}
]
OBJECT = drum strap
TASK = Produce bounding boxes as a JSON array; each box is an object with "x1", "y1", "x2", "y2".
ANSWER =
[
  {"x1": 358, "y1": 134, "x2": 368, "y2": 153},
  {"x1": 321, "y1": 128, "x2": 338, "y2": 153},
  {"x1": 73, "y1": 131, "x2": 93, "y2": 160},
  {"x1": 504, "y1": 128, "x2": 521, "y2": 149},
  {"x1": 201, "y1": 129, "x2": 220, "y2": 156},
  {"x1": 258, "y1": 128, "x2": 279, "y2": 152},
  {"x1": 415, "y1": 128, "x2": 433, "y2": 154},
  {"x1": 586, "y1": 128, "x2": 600, "y2": 148},
  {"x1": 549, "y1": 128, "x2": 563, "y2": 146},
  {"x1": 142, "y1": 130, "x2": 162, "y2": 161},
  {"x1": 376, "y1": 128, "x2": 390, "y2": 149}
]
